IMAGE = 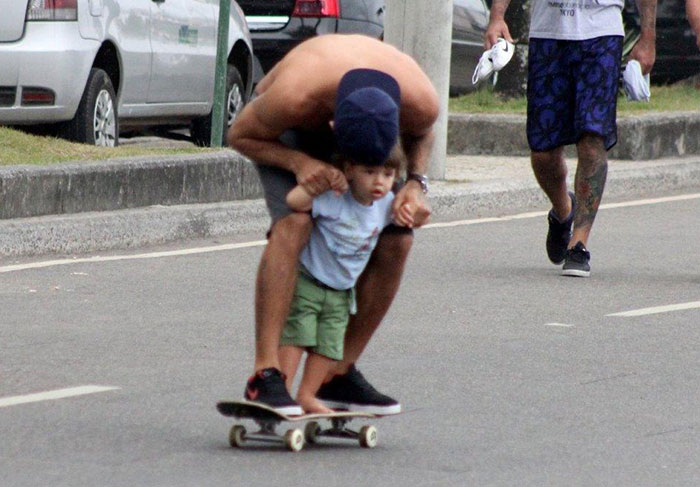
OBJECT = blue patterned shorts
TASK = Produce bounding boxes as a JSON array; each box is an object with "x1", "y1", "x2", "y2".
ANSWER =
[{"x1": 526, "y1": 36, "x2": 623, "y2": 152}]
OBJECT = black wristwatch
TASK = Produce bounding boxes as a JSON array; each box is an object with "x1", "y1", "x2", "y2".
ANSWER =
[{"x1": 407, "y1": 173, "x2": 429, "y2": 194}]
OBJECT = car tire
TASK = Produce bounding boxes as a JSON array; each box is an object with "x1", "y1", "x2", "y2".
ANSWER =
[
  {"x1": 62, "y1": 68, "x2": 119, "y2": 147},
  {"x1": 191, "y1": 64, "x2": 245, "y2": 147}
]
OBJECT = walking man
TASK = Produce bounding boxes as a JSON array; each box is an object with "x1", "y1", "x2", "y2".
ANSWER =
[{"x1": 485, "y1": 0, "x2": 657, "y2": 276}]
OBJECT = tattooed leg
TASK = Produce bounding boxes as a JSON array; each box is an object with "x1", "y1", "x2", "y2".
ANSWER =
[{"x1": 572, "y1": 134, "x2": 608, "y2": 247}]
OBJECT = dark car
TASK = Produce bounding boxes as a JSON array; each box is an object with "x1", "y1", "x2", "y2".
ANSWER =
[
  {"x1": 624, "y1": 0, "x2": 700, "y2": 84},
  {"x1": 238, "y1": 0, "x2": 489, "y2": 95}
]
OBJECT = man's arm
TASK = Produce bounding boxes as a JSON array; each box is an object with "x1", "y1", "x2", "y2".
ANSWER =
[
  {"x1": 629, "y1": 0, "x2": 657, "y2": 74},
  {"x1": 227, "y1": 96, "x2": 308, "y2": 173},
  {"x1": 390, "y1": 128, "x2": 435, "y2": 228},
  {"x1": 389, "y1": 76, "x2": 439, "y2": 229},
  {"x1": 484, "y1": 0, "x2": 513, "y2": 49},
  {"x1": 227, "y1": 74, "x2": 347, "y2": 196},
  {"x1": 688, "y1": 0, "x2": 700, "y2": 49}
]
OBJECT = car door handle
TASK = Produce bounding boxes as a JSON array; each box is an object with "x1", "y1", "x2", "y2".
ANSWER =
[{"x1": 151, "y1": 0, "x2": 165, "y2": 3}]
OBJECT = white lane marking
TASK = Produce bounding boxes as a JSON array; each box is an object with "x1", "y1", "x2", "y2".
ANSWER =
[
  {"x1": 0, "y1": 241, "x2": 267, "y2": 274},
  {"x1": 424, "y1": 210, "x2": 546, "y2": 229},
  {"x1": 0, "y1": 385, "x2": 120, "y2": 408},
  {"x1": 2, "y1": 192, "x2": 699, "y2": 274},
  {"x1": 423, "y1": 193, "x2": 700, "y2": 229},
  {"x1": 597, "y1": 193, "x2": 700, "y2": 210},
  {"x1": 544, "y1": 322, "x2": 574, "y2": 328},
  {"x1": 607, "y1": 301, "x2": 700, "y2": 317}
]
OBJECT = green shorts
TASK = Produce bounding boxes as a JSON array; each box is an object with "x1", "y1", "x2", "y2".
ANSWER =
[{"x1": 280, "y1": 271, "x2": 352, "y2": 360}]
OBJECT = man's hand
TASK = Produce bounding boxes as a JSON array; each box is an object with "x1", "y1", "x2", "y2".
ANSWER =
[
  {"x1": 628, "y1": 36, "x2": 656, "y2": 75},
  {"x1": 392, "y1": 182, "x2": 431, "y2": 228},
  {"x1": 484, "y1": 19, "x2": 513, "y2": 50},
  {"x1": 296, "y1": 159, "x2": 348, "y2": 197}
]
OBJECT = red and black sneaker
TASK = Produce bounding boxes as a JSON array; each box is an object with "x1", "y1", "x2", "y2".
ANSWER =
[
  {"x1": 316, "y1": 365, "x2": 401, "y2": 415},
  {"x1": 244, "y1": 368, "x2": 303, "y2": 416}
]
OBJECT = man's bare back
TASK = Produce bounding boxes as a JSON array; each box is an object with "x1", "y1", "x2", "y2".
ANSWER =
[
  {"x1": 229, "y1": 35, "x2": 439, "y2": 183},
  {"x1": 257, "y1": 35, "x2": 438, "y2": 134}
]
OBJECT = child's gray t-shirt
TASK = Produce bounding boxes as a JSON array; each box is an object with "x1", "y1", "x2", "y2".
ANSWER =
[
  {"x1": 529, "y1": 0, "x2": 624, "y2": 40},
  {"x1": 300, "y1": 190, "x2": 395, "y2": 291}
]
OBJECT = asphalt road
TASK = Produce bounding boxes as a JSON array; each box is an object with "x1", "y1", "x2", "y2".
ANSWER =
[{"x1": 1, "y1": 193, "x2": 699, "y2": 486}]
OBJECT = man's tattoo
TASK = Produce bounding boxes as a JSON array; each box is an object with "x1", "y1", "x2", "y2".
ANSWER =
[{"x1": 574, "y1": 157, "x2": 608, "y2": 231}]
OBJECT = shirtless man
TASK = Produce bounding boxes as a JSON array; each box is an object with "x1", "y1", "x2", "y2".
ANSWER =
[{"x1": 228, "y1": 35, "x2": 439, "y2": 415}]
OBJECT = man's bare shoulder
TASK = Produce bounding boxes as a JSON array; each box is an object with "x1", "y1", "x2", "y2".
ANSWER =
[{"x1": 255, "y1": 34, "x2": 438, "y2": 132}]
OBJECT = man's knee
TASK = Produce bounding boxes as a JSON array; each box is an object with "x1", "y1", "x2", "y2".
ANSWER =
[
  {"x1": 531, "y1": 148, "x2": 567, "y2": 181},
  {"x1": 531, "y1": 147, "x2": 564, "y2": 167},
  {"x1": 576, "y1": 134, "x2": 606, "y2": 163},
  {"x1": 268, "y1": 212, "x2": 312, "y2": 255}
]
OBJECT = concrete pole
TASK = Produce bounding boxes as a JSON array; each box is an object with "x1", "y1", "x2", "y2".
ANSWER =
[
  {"x1": 210, "y1": 0, "x2": 231, "y2": 147},
  {"x1": 384, "y1": 0, "x2": 453, "y2": 180}
]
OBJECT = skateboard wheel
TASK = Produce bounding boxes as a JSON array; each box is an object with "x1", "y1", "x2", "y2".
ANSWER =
[
  {"x1": 284, "y1": 428, "x2": 305, "y2": 452},
  {"x1": 304, "y1": 421, "x2": 321, "y2": 444},
  {"x1": 359, "y1": 425, "x2": 377, "y2": 448},
  {"x1": 229, "y1": 424, "x2": 246, "y2": 448}
]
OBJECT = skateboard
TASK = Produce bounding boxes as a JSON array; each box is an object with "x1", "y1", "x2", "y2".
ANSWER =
[{"x1": 216, "y1": 400, "x2": 384, "y2": 452}]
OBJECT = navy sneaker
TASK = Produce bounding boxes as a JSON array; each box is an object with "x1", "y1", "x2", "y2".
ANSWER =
[
  {"x1": 316, "y1": 365, "x2": 401, "y2": 415},
  {"x1": 244, "y1": 368, "x2": 303, "y2": 416},
  {"x1": 562, "y1": 241, "x2": 591, "y2": 277},
  {"x1": 546, "y1": 191, "x2": 576, "y2": 265}
]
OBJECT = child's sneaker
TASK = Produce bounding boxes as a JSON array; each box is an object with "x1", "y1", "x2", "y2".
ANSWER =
[
  {"x1": 244, "y1": 368, "x2": 303, "y2": 416},
  {"x1": 316, "y1": 365, "x2": 401, "y2": 415},
  {"x1": 562, "y1": 241, "x2": 591, "y2": 277},
  {"x1": 546, "y1": 191, "x2": 576, "y2": 265}
]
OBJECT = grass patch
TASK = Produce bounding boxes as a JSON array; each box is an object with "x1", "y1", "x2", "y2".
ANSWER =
[
  {"x1": 449, "y1": 84, "x2": 700, "y2": 116},
  {"x1": 0, "y1": 126, "x2": 210, "y2": 166}
]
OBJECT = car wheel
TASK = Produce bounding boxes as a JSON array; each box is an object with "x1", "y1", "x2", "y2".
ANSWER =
[
  {"x1": 191, "y1": 64, "x2": 246, "y2": 147},
  {"x1": 62, "y1": 68, "x2": 118, "y2": 147}
]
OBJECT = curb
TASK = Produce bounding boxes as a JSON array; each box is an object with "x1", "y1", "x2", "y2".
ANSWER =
[
  {"x1": 0, "y1": 151, "x2": 261, "y2": 219},
  {"x1": 447, "y1": 112, "x2": 700, "y2": 160},
  {"x1": 2, "y1": 112, "x2": 698, "y2": 221}
]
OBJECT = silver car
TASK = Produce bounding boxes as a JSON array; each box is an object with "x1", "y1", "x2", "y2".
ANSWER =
[{"x1": 0, "y1": 0, "x2": 256, "y2": 146}]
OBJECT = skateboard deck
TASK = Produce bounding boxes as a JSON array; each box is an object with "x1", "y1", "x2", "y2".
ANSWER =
[{"x1": 216, "y1": 400, "x2": 384, "y2": 451}]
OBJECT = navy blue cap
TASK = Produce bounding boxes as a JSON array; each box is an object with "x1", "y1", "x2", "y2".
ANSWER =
[{"x1": 334, "y1": 69, "x2": 401, "y2": 166}]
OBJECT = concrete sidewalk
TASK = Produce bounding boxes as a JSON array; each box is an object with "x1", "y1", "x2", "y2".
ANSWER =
[{"x1": 2, "y1": 152, "x2": 700, "y2": 258}]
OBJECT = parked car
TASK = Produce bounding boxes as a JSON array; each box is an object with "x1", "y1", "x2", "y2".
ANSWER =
[
  {"x1": 624, "y1": 0, "x2": 700, "y2": 84},
  {"x1": 0, "y1": 0, "x2": 256, "y2": 147},
  {"x1": 238, "y1": 0, "x2": 489, "y2": 95}
]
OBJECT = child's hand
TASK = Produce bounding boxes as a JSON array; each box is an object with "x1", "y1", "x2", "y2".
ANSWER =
[
  {"x1": 394, "y1": 202, "x2": 415, "y2": 228},
  {"x1": 297, "y1": 159, "x2": 346, "y2": 196},
  {"x1": 329, "y1": 170, "x2": 349, "y2": 196},
  {"x1": 392, "y1": 183, "x2": 431, "y2": 228}
]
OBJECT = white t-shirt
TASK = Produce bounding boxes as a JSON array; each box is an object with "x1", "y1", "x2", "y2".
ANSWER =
[
  {"x1": 529, "y1": 0, "x2": 625, "y2": 40},
  {"x1": 300, "y1": 190, "x2": 395, "y2": 291}
]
